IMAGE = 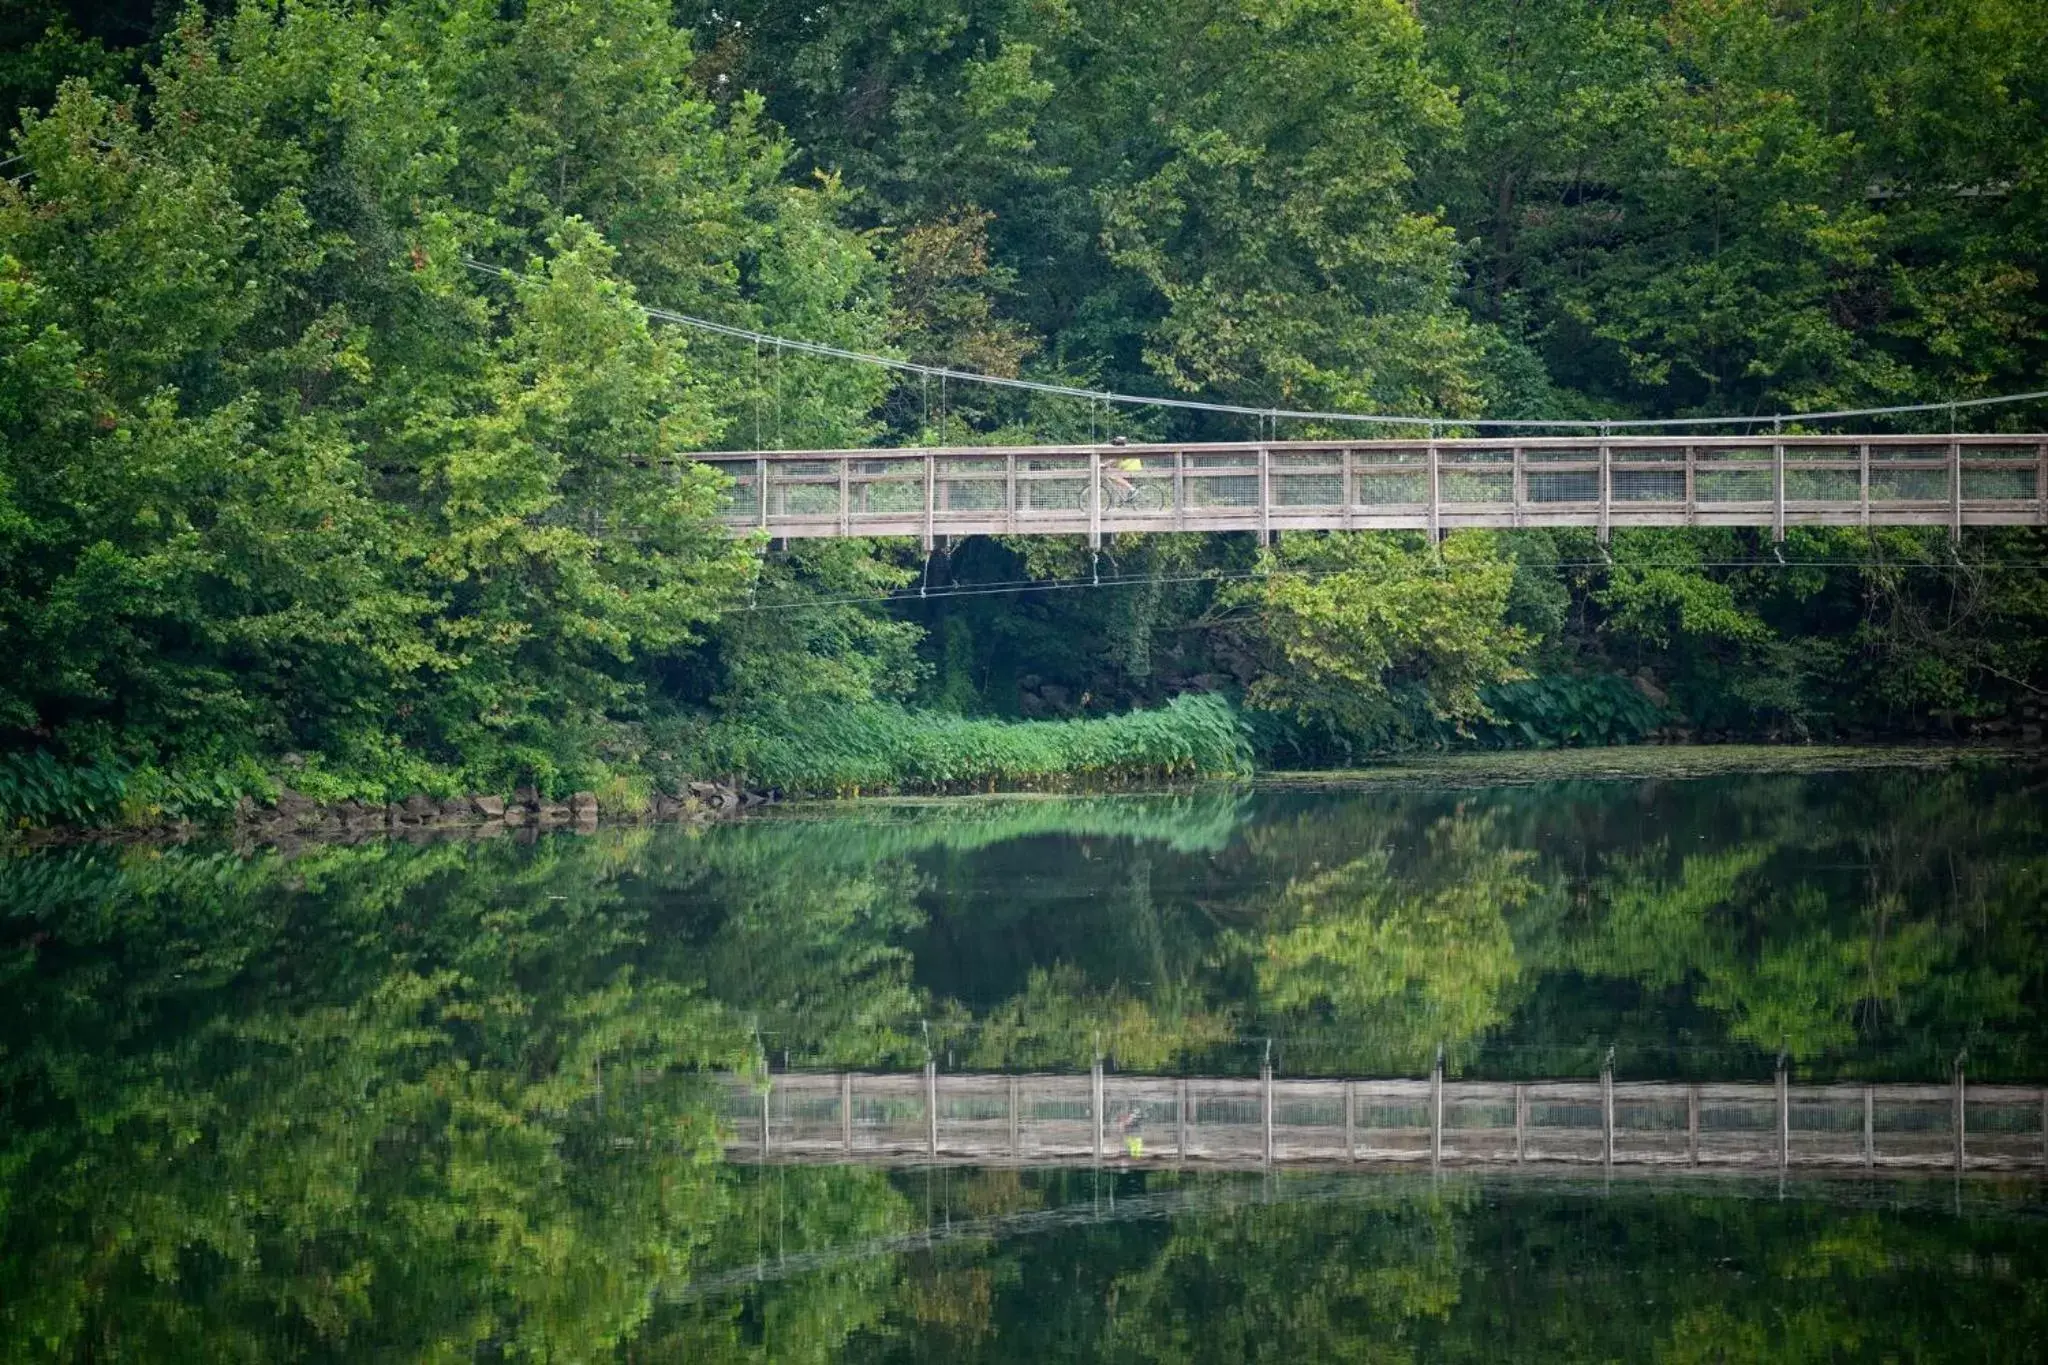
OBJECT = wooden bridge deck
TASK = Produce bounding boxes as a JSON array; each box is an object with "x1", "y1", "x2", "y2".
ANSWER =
[
  {"x1": 695, "y1": 435, "x2": 2048, "y2": 547},
  {"x1": 723, "y1": 1068, "x2": 2048, "y2": 1176}
]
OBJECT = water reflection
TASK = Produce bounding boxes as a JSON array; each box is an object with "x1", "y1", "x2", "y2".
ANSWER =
[
  {"x1": 2, "y1": 763, "x2": 2045, "y2": 1355},
  {"x1": 651, "y1": 1167, "x2": 2048, "y2": 1363}
]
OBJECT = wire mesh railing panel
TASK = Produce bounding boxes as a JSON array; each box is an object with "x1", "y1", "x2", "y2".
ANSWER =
[
  {"x1": 1787, "y1": 1092, "x2": 1866, "y2": 1165},
  {"x1": 848, "y1": 467, "x2": 925, "y2": 517},
  {"x1": 1442, "y1": 1091, "x2": 1518, "y2": 1163},
  {"x1": 1018, "y1": 477, "x2": 1088, "y2": 513},
  {"x1": 1870, "y1": 469, "x2": 1950, "y2": 502},
  {"x1": 1352, "y1": 1087, "x2": 1432, "y2": 1162},
  {"x1": 1965, "y1": 1091, "x2": 2048, "y2": 1169},
  {"x1": 1964, "y1": 468, "x2": 2036, "y2": 500},
  {"x1": 1610, "y1": 1089, "x2": 1687, "y2": 1164},
  {"x1": 1272, "y1": 473, "x2": 1344, "y2": 507},
  {"x1": 1355, "y1": 472, "x2": 1429, "y2": 505},
  {"x1": 1784, "y1": 469, "x2": 1858, "y2": 501},
  {"x1": 724, "y1": 1082, "x2": 763, "y2": 1147},
  {"x1": 1696, "y1": 467, "x2": 1774, "y2": 503},
  {"x1": 1185, "y1": 1080, "x2": 1264, "y2": 1162},
  {"x1": 850, "y1": 1074, "x2": 929, "y2": 1155},
  {"x1": 933, "y1": 478, "x2": 1007, "y2": 513},
  {"x1": 769, "y1": 479, "x2": 843, "y2": 518},
  {"x1": 1441, "y1": 470, "x2": 1513, "y2": 504},
  {"x1": 1273, "y1": 1083, "x2": 1350, "y2": 1162},
  {"x1": 1611, "y1": 469, "x2": 1685, "y2": 502},
  {"x1": 704, "y1": 462, "x2": 761, "y2": 519},
  {"x1": 1872, "y1": 1090, "x2": 1957, "y2": 1167},
  {"x1": 936, "y1": 1076, "x2": 1014, "y2": 1155},
  {"x1": 1697, "y1": 1089, "x2": 1779, "y2": 1165},
  {"x1": 1016, "y1": 1077, "x2": 1094, "y2": 1159},
  {"x1": 1527, "y1": 471, "x2": 1597, "y2": 503},
  {"x1": 1523, "y1": 1088, "x2": 1606, "y2": 1164},
  {"x1": 1185, "y1": 474, "x2": 1259, "y2": 509},
  {"x1": 771, "y1": 1080, "x2": 847, "y2": 1150},
  {"x1": 1271, "y1": 450, "x2": 1344, "y2": 468}
]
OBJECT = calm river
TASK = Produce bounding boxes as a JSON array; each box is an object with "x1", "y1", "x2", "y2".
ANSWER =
[{"x1": 4, "y1": 756, "x2": 2045, "y2": 1357}]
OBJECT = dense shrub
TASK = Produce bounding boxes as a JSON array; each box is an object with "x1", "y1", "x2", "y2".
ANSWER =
[
  {"x1": 1475, "y1": 676, "x2": 1666, "y2": 749},
  {"x1": 682, "y1": 694, "x2": 1253, "y2": 795}
]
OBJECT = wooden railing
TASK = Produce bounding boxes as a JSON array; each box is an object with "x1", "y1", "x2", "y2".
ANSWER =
[
  {"x1": 723, "y1": 1066, "x2": 2048, "y2": 1175},
  {"x1": 693, "y1": 435, "x2": 2048, "y2": 547}
]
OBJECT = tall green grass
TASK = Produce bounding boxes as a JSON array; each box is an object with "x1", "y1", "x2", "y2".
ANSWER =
[
  {"x1": 0, "y1": 750, "x2": 271, "y2": 832},
  {"x1": 684, "y1": 693, "x2": 1253, "y2": 796}
]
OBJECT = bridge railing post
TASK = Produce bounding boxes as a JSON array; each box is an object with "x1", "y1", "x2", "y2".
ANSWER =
[
  {"x1": 1259, "y1": 444, "x2": 1272, "y2": 544},
  {"x1": 1088, "y1": 449, "x2": 1102, "y2": 550},
  {"x1": 1602, "y1": 1053, "x2": 1615, "y2": 1167},
  {"x1": 2036, "y1": 440, "x2": 2047, "y2": 526},
  {"x1": 1864, "y1": 1084, "x2": 1874, "y2": 1169},
  {"x1": 1431, "y1": 1049, "x2": 1444, "y2": 1167},
  {"x1": 1955, "y1": 1059, "x2": 1967, "y2": 1173},
  {"x1": 1598, "y1": 438, "x2": 1612, "y2": 544},
  {"x1": 1687, "y1": 1083, "x2": 1700, "y2": 1166},
  {"x1": 1092, "y1": 1058, "x2": 1105, "y2": 1162},
  {"x1": 922, "y1": 450, "x2": 935, "y2": 553},
  {"x1": 1427, "y1": 439, "x2": 1441, "y2": 543},
  {"x1": 1777, "y1": 1058, "x2": 1789, "y2": 1171},
  {"x1": 1861, "y1": 442, "x2": 1872, "y2": 527},
  {"x1": 838, "y1": 454, "x2": 851, "y2": 537},
  {"x1": 1951, "y1": 437, "x2": 1964, "y2": 541},
  {"x1": 1262, "y1": 1059, "x2": 1275, "y2": 1167},
  {"x1": 1772, "y1": 436, "x2": 1785, "y2": 543}
]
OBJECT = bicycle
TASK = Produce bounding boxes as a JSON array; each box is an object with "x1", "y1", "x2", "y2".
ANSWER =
[{"x1": 1102, "y1": 471, "x2": 1172, "y2": 513}]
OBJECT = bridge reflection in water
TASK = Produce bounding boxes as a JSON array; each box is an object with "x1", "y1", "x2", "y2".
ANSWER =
[
  {"x1": 724, "y1": 1067, "x2": 2048, "y2": 1177},
  {"x1": 697, "y1": 435, "x2": 2048, "y2": 548}
]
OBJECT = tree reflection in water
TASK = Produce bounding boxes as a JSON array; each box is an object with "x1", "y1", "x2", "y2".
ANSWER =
[{"x1": 3, "y1": 764, "x2": 2045, "y2": 1356}]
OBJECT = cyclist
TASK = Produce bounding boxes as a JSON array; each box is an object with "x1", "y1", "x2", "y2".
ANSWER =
[{"x1": 1103, "y1": 435, "x2": 1143, "y2": 506}]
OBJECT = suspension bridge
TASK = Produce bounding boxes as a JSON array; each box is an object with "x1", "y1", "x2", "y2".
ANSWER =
[
  {"x1": 722, "y1": 1065, "x2": 2048, "y2": 1177},
  {"x1": 696, "y1": 435, "x2": 2048, "y2": 549}
]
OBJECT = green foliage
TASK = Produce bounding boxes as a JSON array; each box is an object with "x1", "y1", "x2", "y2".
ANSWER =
[
  {"x1": 0, "y1": 750, "x2": 127, "y2": 828},
  {"x1": 4, "y1": 0, "x2": 2048, "y2": 823},
  {"x1": 684, "y1": 693, "x2": 1252, "y2": 796},
  {"x1": 1220, "y1": 532, "x2": 1530, "y2": 741},
  {"x1": 1476, "y1": 674, "x2": 1666, "y2": 748},
  {"x1": 0, "y1": 0, "x2": 832, "y2": 805}
]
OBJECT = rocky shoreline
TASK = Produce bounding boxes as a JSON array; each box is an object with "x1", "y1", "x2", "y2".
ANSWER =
[
  {"x1": 240, "y1": 780, "x2": 784, "y2": 841},
  {"x1": 16, "y1": 781, "x2": 782, "y2": 848}
]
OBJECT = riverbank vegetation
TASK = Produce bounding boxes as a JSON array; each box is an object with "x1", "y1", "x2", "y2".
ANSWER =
[{"x1": 4, "y1": 1, "x2": 2047, "y2": 828}]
